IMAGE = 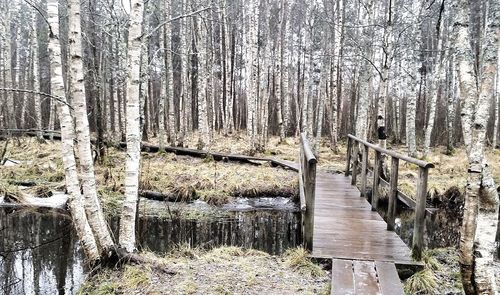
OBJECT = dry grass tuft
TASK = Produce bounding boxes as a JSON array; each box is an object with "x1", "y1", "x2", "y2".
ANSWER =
[
  {"x1": 404, "y1": 269, "x2": 438, "y2": 294},
  {"x1": 283, "y1": 247, "x2": 325, "y2": 278},
  {"x1": 79, "y1": 246, "x2": 329, "y2": 294}
]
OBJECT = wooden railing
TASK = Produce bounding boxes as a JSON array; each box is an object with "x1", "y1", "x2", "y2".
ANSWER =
[
  {"x1": 345, "y1": 134, "x2": 434, "y2": 261},
  {"x1": 299, "y1": 133, "x2": 317, "y2": 251}
]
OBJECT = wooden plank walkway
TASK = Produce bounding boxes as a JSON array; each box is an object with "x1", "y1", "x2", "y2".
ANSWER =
[
  {"x1": 331, "y1": 259, "x2": 405, "y2": 295},
  {"x1": 311, "y1": 172, "x2": 411, "y2": 294},
  {"x1": 312, "y1": 172, "x2": 412, "y2": 263}
]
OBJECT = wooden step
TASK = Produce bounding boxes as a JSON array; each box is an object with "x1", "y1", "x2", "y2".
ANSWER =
[{"x1": 331, "y1": 259, "x2": 404, "y2": 295}]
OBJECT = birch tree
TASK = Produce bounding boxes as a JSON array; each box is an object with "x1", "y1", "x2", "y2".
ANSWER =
[
  {"x1": 119, "y1": 0, "x2": 145, "y2": 253},
  {"x1": 46, "y1": 0, "x2": 100, "y2": 262},
  {"x1": 67, "y1": 0, "x2": 115, "y2": 252},
  {"x1": 453, "y1": 0, "x2": 500, "y2": 293},
  {"x1": 31, "y1": 10, "x2": 42, "y2": 140}
]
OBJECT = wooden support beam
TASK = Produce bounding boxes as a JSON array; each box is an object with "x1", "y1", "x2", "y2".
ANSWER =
[
  {"x1": 371, "y1": 150, "x2": 381, "y2": 211},
  {"x1": 360, "y1": 145, "x2": 368, "y2": 199},
  {"x1": 345, "y1": 136, "x2": 352, "y2": 176},
  {"x1": 387, "y1": 157, "x2": 399, "y2": 230},
  {"x1": 412, "y1": 167, "x2": 429, "y2": 261},
  {"x1": 351, "y1": 143, "x2": 359, "y2": 185}
]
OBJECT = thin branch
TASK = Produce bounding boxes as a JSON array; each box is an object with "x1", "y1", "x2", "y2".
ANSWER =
[
  {"x1": 143, "y1": 6, "x2": 212, "y2": 40},
  {"x1": 0, "y1": 88, "x2": 73, "y2": 109}
]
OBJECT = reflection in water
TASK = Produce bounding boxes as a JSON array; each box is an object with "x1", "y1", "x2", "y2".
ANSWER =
[
  {"x1": 377, "y1": 202, "x2": 461, "y2": 248},
  {"x1": 0, "y1": 201, "x2": 301, "y2": 294},
  {"x1": 0, "y1": 207, "x2": 86, "y2": 295},
  {"x1": 136, "y1": 210, "x2": 301, "y2": 255}
]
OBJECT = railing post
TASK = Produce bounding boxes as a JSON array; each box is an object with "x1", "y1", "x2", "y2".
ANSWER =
[
  {"x1": 412, "y1": 167, "x2": 429, "y2": 261},
  {"x1": 299, "y1": 133, "x2": 317, "y2": 252},
  {"x1": 387, "y1": 157, "x2": 399, "y2": 230},
  {"x1": 304, "y1": 158, "x2": 316, "y2": 251},
  {"x1": 345, "y1": 136, "x2": 352, "y2": 176},
  {"x1": 371, "y1": 150, "x2": 381, "y2": 210},
  {"x1": 360, "y1": 145, "x2": 368, "y2": 199},
  {"x1": 351, "y1": 142, "x2": 359, "y2": 185}
]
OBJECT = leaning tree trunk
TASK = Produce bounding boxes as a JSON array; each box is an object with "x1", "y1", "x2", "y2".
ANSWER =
[
  {"x1": 47, "y1": 0, "x2": 99, "y2": 262},
  {"x1": 119, "y1": 0, "x2": 144, "y2": 253},
  {"x1": 67, "y1": 0, "x2": 115, "y2": 253}
]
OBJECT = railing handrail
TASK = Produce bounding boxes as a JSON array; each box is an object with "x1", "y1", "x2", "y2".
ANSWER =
[
  {"x1": 345, "y1": 133, "x2": 433, "y2": 261},
  {"x1": 347, "y1": 134, "x2": 434, "y2": 169},
  {"x1": 300, "y1": 133, "x2": 317, "y2": 165},
  {"x1": 299, "y1": 132, "x2": 317, "y2": 251}
]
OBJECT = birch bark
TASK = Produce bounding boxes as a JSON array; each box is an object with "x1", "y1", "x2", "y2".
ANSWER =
[
  {"x1": 196, "y1": 16, "x2": 210, "y2": 148},
  {"x1": 453, "y1": 0, "x2": 500, "y2": 292},
  {"x1": 119, "y1": 0, "x2": 144, "y2": 253},
  {"x1": 1, "y1": 6, "x2": 16, "y2": 130},
  {"x1": 31, "y1": 11, "x2": 42, "y2": 140},
  {"x1": 47, "y1": 0, "x2": 99, "y2": 262},
  {"x1": 67, "y1": 0, "x2": 115, "y2": 252},
  {"x1": 424, "y1": 4, "x2": 448, "y2": 157}
]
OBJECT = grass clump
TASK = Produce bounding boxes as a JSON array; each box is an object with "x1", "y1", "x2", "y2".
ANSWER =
[
  {"x1": 79, "y1": 282, "x2": 119, "y2": 295},
  {"x1": 283, "y1": 247, "x2": 324, "y2": 277},
  {"x1": 404, "y1": 269, "x2": 438, "y2": 294},
  {"x1": 0, "y1": 181, "x2": 20, "y2": 199},
  {"x1": 122, "y1": 265, "x2": 150, "y2": 288}
]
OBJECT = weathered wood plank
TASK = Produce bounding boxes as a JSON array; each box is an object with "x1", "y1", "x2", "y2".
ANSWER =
[
  {"x1": 376, "y1": 261, "x2": 405, "y2": 295},
  {"x1": 331, "y1": 259, "x2": 355, "y2": 295},
  {"x1": 387, "y1": 157, "x2": 399, "y2": 230},
  {"x1": 412, "y1": 167, "x2": 429, "y2": 260},
  {"x1": 311, "y1": 172, "x2": 415, "y2": 266},
  {"x1": 353, "y1": 260, "x2": 381, "y2": 295}
]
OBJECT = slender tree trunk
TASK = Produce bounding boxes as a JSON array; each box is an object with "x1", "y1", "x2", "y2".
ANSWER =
[
  {"x1": 2, "y1": 6, "x2": 15, "y2": 130},
  {"x1": 355, "y1": 1, "x2": 373, "y2": 141},
  {"x1": 447, "y1": 54, "x2": 457, "y2": 153},
  {"x1": 31, "y1": 11, "x2": 42, "y2": 140},
  {"x1": 119, "y1": 0, "x2": 144, "y2": 253},
  {"x1": 196, "y1": 16, "x2": 210, "y2": 148},
  {"x1": 424, "y1": 5, "x2": 447, "y2": 157},
  {"x1": 47, "y1": 0, "x2": 99, "y2": 262},
  {"x1": 493, "y1": 46, "x2": 500, "y2": 148},
  {"x1": 67, "y1": 0, "x2": 115, "y2": 252}
]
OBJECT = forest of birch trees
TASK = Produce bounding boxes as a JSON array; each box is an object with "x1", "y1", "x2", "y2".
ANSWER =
[
  {"x1": 1, "y1": 0, "x2": 498, "y2": 153},
  {"x1": 1, "y1": 0, "x2": 500, "y2": 293}
]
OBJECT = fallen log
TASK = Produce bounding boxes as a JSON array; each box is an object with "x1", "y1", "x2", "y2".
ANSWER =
[
  {"x1": 1, "y1": 192, "x2": 68, "y2": 209},
  {"x1": 1, "y1": 129, "x2": 299, "y2": 171}
]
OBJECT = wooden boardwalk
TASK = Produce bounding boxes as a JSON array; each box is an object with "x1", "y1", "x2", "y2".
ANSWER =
[
  {"x1": 312, "y1": 172, "x2": 412, "y2": 264},
  {"x1": 310, "y1": 172, "x2": 410, "y2": 294},
  {"x1": 296, "y1": 133, "x2": 432, "y2": 294}
]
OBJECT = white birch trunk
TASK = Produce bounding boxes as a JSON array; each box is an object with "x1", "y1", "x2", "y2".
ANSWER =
[
  {"x1": 31, "y1": 11, "x2": 42, "y2": 139},
  {"x1": 2, "y1": 7, "x2": 15, "y2": 129},
  {"x1": 424, "y1": 20, "x2": 448, "y2": 157},
  {"x1": 158, "y1": 0, "x2": 168, "y2": 150},
  {"x1": 47, "y1": 0, "x2": 100, "y2": 262},
  {"x1": 493, "y1": 46, "x2": 500, "y2": 148},
  {"x1": 453, "y1": 0, "x2": 500, "y2": 292},
  {"x1": 196, "y1": 17, "x2": 210, "y2": 148},
  {"x1": 355, "y1": 1, "x2": 373, "y2": 141},
  {"x1": 67, "y1": 0, "x2": 115, "y2": 252},
  {"x1": 119, "y1": 0, "x2": 144, "y2": 253}
]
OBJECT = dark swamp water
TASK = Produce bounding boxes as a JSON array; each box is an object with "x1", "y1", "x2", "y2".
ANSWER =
[
  {"x1": 0, "y1": 192, "x2": 462, "y2": 295},
  {"x1": 0, "y1": 197, "x2": 301, "y2": 294}
]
